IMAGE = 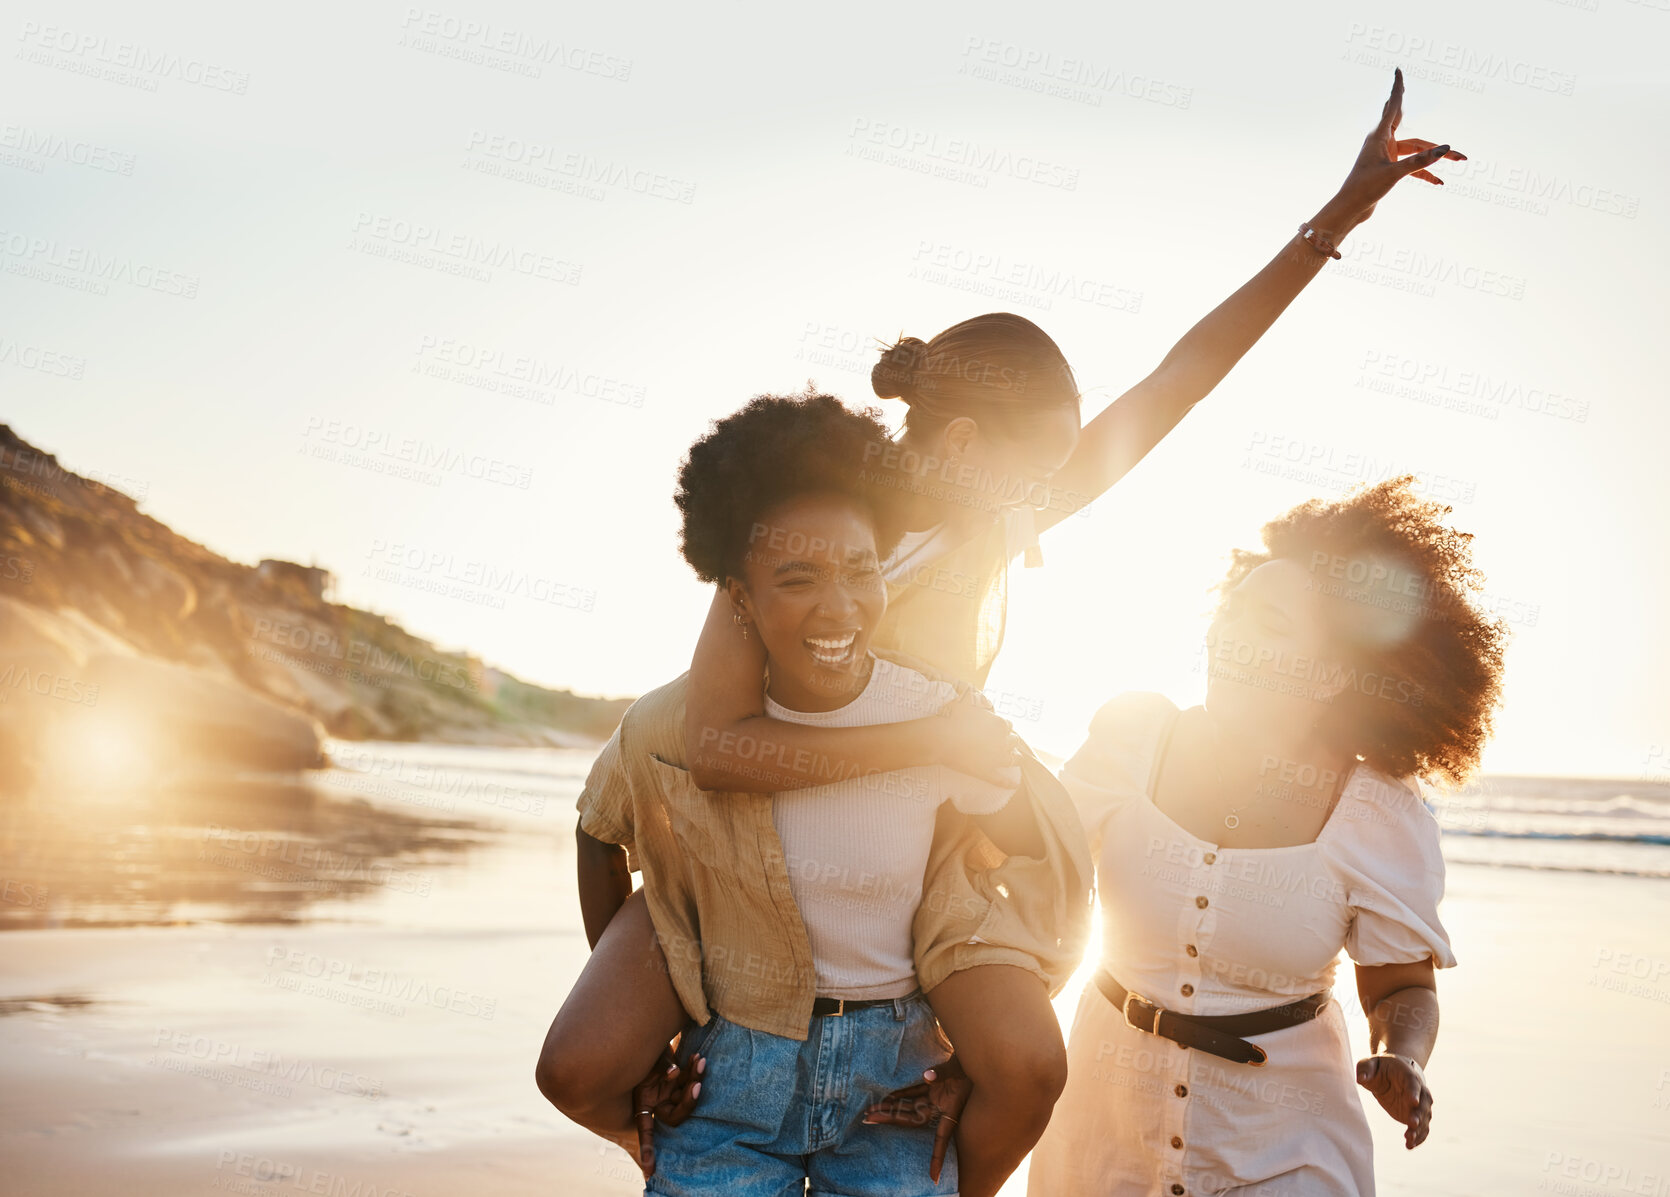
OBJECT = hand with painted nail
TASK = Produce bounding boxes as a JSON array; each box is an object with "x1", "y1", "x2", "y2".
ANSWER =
[
  {"x1": 629, "y1": 1044, "x2": 706, "y2": 1179},
  {"x1": 860, "y1": 1051, "x2": 972, "y2": 1183},
  {"x1": 1336, "y1": 67, "x2": 1467, "y2": 229}
]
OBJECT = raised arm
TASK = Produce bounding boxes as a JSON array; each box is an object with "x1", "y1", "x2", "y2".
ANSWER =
[
  {"x1": 684, "y1": 590, "x2": 1017, "y2": 793},
  {"x1": 1036, "y1": 68, "x2": 1463, "y2": 534}
]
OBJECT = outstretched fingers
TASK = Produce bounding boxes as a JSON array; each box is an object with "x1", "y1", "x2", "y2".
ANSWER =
[
  {"x1": 1400, "y1": 143, "x2": 1454, "y2": 185},
  {"x1": 1378, "y1": 67, "x2": 1405, "y2": 137},
  {"x1": 1396, "y1": 138, "x2": 1466, "y2": 162}
]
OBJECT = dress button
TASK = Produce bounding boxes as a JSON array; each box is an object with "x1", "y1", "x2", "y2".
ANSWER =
[
  {"x1": 1203, "y1": 852, "x2": 1216, "y2": 865},
  {"x1": 1196, "y1": 896, "x2": 1209, "y2": 909},
  {"x1": 1185, "y1": 944, "x2": 1198, "y2": 957},
  {"x1": 1175, "y1": 1083, "x2": 1188, "y2": 1097},
  {"x1": 1172, "y1": 1186, "x2": 1186, "y2": 1196},
  {"x1": 1171, "y1": 1136, "x2": 1184, "y2": 1149},
  {"x1": 1181, "y1": 983, "x2": 1194, "y2": 996}
]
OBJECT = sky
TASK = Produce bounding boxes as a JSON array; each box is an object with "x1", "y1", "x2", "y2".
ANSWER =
[{"x1": 3, "y1": 0, "x2": 1667, "y2": 777}]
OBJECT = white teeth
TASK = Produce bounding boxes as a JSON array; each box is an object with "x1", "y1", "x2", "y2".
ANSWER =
[{"x1": 806, "y1": 633, "x2": 857, "y2": 666}]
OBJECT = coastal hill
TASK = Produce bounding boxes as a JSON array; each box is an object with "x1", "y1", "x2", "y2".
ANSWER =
[{"x1": 0, "y1": 424, "x2": 630, "y2": 789}]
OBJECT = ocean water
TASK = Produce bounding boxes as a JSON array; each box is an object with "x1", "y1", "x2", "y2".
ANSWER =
[
  {"x1": 1429, "y1": 774, "x2": 1670, "y2": 878},
  {"x1": 4, "y1": 741, "x2": 1668, "y2": 933}
]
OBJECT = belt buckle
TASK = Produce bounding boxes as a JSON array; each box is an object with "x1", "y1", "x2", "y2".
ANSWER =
[
  {"x1": 826, "y1": 997, "x2": 844, "y2": 1017},
  {"x1": 1121, "y1": 990, "x2": 1163, "y2": 1035}
]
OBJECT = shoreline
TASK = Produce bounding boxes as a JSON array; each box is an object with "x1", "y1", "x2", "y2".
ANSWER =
[{"x1": 2, "y1": 861, "x2": 1668, "y2": 1195}]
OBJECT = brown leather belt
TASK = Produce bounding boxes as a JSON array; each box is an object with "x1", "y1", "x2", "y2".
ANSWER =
[{"x1": 1094, "y1": 968, "x2": 1330, "y2": 1067}]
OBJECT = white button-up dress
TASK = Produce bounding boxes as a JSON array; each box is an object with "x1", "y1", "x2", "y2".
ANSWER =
[{"x1": 1027, "y1": 693, "x2": 1457, "y2": 1197}]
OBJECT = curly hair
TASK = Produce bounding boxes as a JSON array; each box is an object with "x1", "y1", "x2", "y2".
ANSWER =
[
  {"x1": 1214, "y1": 476, "x2": 1509, "y2": 787},
  {"x1": 675, "y1": 389, "x2": 904, "y2": 586}
]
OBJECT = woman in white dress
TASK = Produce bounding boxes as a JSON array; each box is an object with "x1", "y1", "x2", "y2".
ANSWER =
[{"x1": 1025, "y1": 477, "x2": 1509, "y2": 1196}]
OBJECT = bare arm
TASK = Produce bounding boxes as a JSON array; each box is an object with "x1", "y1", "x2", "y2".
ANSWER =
[
  {"x1": 1037, "y1": 68, "x2": 1463, "y2": 534},
  {"x1": 1354, "y1": 958, "x2": 1440, "y2": 1149},
  {"x1": 576, "y1": 819, "x2": 633, "y2": 949},
  {"x1": 684, "y1": 590, "x2": 1016, "y2": 792}
]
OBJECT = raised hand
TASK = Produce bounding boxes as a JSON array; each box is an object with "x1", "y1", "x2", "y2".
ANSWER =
[
  {"x1": 1337, "y1": 68, "x2": 1467, "y2": 227},
  {"x1": 861, "y1": 1052, "x2": 973, "y2": 1183},
  {"x1": 1355, "y1": 1051, "x2": 1433, "y2": 1149}
]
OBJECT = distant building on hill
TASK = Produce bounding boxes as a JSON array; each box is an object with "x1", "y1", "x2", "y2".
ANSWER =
[{"x1": 256, "y1": 559, "x2": 334, "y2": 602}]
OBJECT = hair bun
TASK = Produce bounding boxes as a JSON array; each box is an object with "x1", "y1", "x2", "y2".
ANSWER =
[{"x1": 872, "y1": 336, "x2": 928, "y2": 403}]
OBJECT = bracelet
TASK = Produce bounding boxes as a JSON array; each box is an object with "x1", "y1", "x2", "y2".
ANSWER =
[{"x1": 1298, "y1": 222, "x2": 1342, "y2": 261}]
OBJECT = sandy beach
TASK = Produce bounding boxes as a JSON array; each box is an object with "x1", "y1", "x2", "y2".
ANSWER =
[{"x1": 3, "y1": 746, "x2": 1669, "y2": 1196}]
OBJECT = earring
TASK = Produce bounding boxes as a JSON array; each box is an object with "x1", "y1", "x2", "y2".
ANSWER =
[{"x1": 732, "y1": 611, "x2": 749, "y2": 640}]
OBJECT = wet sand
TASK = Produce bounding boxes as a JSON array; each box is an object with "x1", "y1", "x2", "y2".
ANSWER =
[{"x1": 2, "y1": 747, "x2": 1669, "y2": 1195}]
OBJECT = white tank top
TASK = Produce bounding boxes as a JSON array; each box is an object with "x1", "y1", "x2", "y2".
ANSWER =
[{"x1": 764, "y1": 656, "x2": 1019, "y2": 998}]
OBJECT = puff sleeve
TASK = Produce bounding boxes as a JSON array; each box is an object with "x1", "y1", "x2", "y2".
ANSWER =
[
  {"x1": 1059, "y1": 692, "x2": 1176, "y2": 855},
  {"x1": 1327, "y1": 773, "x2": 1458, "y2": 969}
]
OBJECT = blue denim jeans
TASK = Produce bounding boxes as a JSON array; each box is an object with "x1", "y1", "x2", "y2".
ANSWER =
[{"x1": 644, "y1": 989, "x2": 959, "y2": 1197}]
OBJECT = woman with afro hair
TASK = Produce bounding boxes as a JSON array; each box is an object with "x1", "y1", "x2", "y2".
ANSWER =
[
  {"x1": 1022, "y1": 476, "x2": 1508, "y2": 1195},
  {"x1": 539, "y1": 391, "x2": 1094, "y2": 1196},
  {"x1": 549, "y1": 68, "x2": 1469, "y2": 1197}
]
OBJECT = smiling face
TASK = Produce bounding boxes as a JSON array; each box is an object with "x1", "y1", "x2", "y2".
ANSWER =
[
  {"x1": 1204, "y1": 557, "x2": 1346, "y2": 741},
  {"x1": 726, "y1": 492, "x2": 887, "y2": 712}
]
